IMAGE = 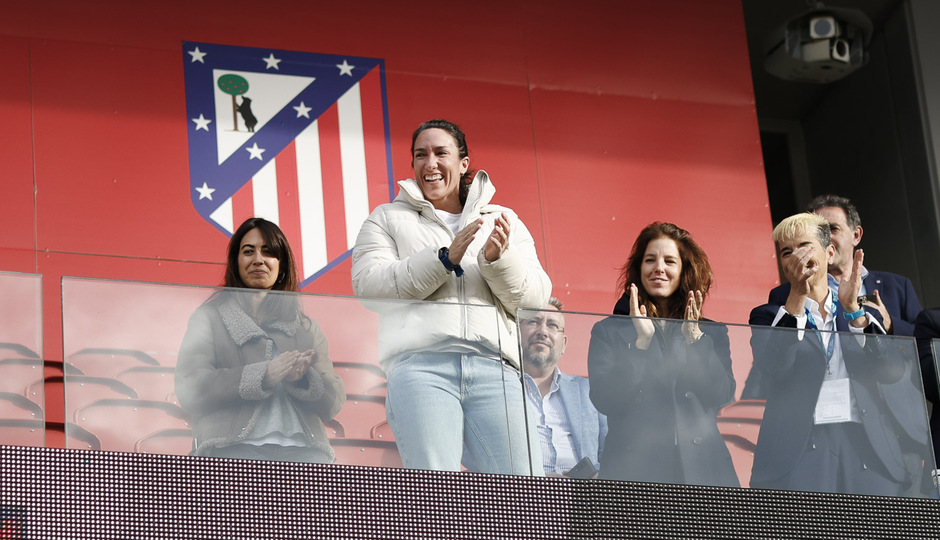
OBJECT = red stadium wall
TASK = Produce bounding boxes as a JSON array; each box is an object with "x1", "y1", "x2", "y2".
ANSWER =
[{"x1": 0, "y1": 1, "x2": 779, "y2": 426}]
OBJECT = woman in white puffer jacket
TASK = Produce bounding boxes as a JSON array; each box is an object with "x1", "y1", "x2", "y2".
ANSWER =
[{"x1": 352, "y1": 119, "x2": 550, "y2": 474}]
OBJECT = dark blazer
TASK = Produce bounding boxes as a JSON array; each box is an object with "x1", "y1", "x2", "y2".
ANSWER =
[
  {"x1": 554, "y1": 370, "x2": 609, "y2": 468},
  {"x1": 748, "y1": 304, "x2": 908, "y2": 488},
  {"x1": 767, "y1": 270, "x2": 921, "y2": 336},
  {"x1": 914, "y1": 307, "x2": 940, "y2": 467},
  {"x1": 742, "y1": 289, "x2": 884, "y2": 399},
  {"x1": 587, "y1": 293, "x2": 739, "y2": 487}
]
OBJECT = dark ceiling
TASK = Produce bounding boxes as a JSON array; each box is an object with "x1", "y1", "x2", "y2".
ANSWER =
[{"x1": 742, "y1": 0, "x2": 901, "y2": 121}]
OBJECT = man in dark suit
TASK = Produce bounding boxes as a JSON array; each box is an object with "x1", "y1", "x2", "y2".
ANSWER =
[
  {"x1": 748, "y1": 212, "x2": 910, "y2": 496},
  {"x1": 520, "y1": 298, "x2": 608, "y2": 477},
  {"x1": 767, "y1": 194, "x2": 921, "y2": 336},
  {"x1": 914, "y1": 308, "x2": 940, "y2": 469}
]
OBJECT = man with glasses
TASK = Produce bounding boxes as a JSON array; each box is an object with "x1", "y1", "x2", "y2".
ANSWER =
[{"x1": 520, "y1": 298, "x2": 607, "y2": 477}]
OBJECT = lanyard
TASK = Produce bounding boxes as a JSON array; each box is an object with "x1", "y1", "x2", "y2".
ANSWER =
[{"x1": 805, "y1": 299, "x2": 837, "y2": 373}]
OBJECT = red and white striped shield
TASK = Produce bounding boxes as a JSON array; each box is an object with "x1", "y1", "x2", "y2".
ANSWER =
[{"x1": 183, "y1": 41, "x2": 393, "y2": 286}]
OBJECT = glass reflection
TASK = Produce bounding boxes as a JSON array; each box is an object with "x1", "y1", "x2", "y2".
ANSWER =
[
  {"x1": 176, "y1": 286, "x2": 345, "y2": 463},
  {"x1": 54, "y1": 273, "x2": 937, "y2": 497},
  {"x1": 527, "y1": 306, "x2": 935, "y2": 497},
  {"x1": 518, "y1": 302, "x2": 606, "y2": 478},
  {"x1": 61, "y1": 276, "x2": 526, "y2": 474},
  {"x1": 175, "y1": 217, "x2": 346, "y2": 463},
  {"x1": 588, "y1": 315, "x2": 738, "y2": 487},
  {"x1": 914, "y1": 308, "x2": 940, "y2": 474},
  {"x1": 0, "y1": 271, "x2": 44, "y2": 447},
  {"x1": 748, "y1": 323, "x2": 931, "y2": 497}
]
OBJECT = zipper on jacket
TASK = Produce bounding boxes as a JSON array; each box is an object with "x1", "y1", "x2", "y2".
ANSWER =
[{"x1": 421, "y1": 194, "x2": 475, "y2": 343}]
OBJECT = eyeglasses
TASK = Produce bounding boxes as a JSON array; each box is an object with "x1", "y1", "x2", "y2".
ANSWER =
[{"x1": 521, "y1": 318, "x2": 564, "y2": 334}]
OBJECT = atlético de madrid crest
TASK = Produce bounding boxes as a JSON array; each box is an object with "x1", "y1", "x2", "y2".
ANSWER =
[{"x1": 182, "y1": 41, "x2": 393, "y2": 287}]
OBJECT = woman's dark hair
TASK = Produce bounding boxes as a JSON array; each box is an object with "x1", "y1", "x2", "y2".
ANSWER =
[
  {"x1": 224, "y1": 217, "x2": 299, "y2": 292},
  {"x1": 411, "y1": 119, "x2": 476, "y2": 207},
  {"x1": 618, "y1": 222, "x2": 713, "y2": 319}
]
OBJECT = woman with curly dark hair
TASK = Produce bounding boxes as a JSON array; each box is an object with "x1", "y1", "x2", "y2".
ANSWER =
[{"x1": 587, "y1": 222, "x2": 738, "y2": 486}]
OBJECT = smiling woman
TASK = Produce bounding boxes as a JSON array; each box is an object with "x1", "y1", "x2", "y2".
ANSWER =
[
  {"x1": 351, "y1": 119, "x2": 551, "y2": 475},
  {"x1": 237, "y1": 228, "x2": 281, "y2": 290},
  {"x1": 175, "y1": 217, "x2": 346, "y2": 463},
  {"x1": 411, "y1": 126, "x2": 470, "y2": 214},
  {"x1": 586, "y1": 222, "x2": 739, "y2": 487}
]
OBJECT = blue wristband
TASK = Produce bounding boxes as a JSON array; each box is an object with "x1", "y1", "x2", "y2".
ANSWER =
[
  {"x1": 438, "y1": 247, "x2": 464, "y2": 277},
  {"x1": 843, "y1": 308, "x2": 866, "y2": 321}
]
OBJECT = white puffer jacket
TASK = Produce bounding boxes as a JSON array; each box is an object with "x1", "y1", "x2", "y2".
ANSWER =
[{"x1": 351, "y1": 170, "x2": 551, "y2": 370}]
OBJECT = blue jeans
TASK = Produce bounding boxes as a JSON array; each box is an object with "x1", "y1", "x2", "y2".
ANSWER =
[{"x1": 385, "y1": 352, "x2": 542, "y2": 475}]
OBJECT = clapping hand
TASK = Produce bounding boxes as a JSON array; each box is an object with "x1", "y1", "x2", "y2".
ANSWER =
[
  {"x1": 862, "y1": 289, "x2": 892, "y2": 333},
  {"x1": 782, "y1": 244, "x2": 821, "y2": 317},
  {"x1": 681, "y1": 290, "x2": 705, "y2": 343},
  {"x1": 484, "y1": 213, "x2": 511, "y2": 262},
  {"x1": 264, "y1": 349, "x2": 316, "y2": 388},
  {"x1": 448, "y1": 219, "x2": 483, "y2": 265},
  {"x1": 628, "y1": 283, "x2": 655, "y2": 350},
  {"x1": 838, "y1": 249, "x2": 868, "y2": 328}
]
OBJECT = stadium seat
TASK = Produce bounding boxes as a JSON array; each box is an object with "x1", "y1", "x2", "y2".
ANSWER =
[
  {"x1": 718, "y1": 399, "x2": 767, "y2": 421},
  {"x1": 331, "y1": 395, "x2": 387, "y2": 440},
  {"x1": 66, "y1": 348, "x2": 160, "y2": 379},
  {"x1": 134, "y1": 428, "x2": 194, "y2": 456},
  {"x1": 722, "y1": 433, "x2": 758, "y2": 488},
  {"x1": 72, "y1": 399, "x2": 191, "y2": 452},
  {"x1": 32, "y1": 376, "x2": 138, "y2": 418},
  {"x1": 331, "y1": 439, "x2": 402, "y2": 468},
  {"x1": 0, "y1": 358, "x2": 44, "y2": 396},
  {"x1": 369, "y1": 420, "x2": 394, "y2": 442},
  {"x1": 324, "y1": 418, "x2": 345, "y2": 439},
  {"x1": 116, "y1": 366, "x2": 176, "y2": 402},
  {"x1": 717, "y1": 415, "x2": 762, "y2": 488},
  {"x1": 0, "y1": 392, "x2": 44, "y2": 420},
  {"x1": 45, "y1": 421, "x2": 102, "y2": 451},
  {"x1": 333, "y1": 362, "x2": 387, "y2": 396},
  {"x1": 0, "y1": 419, "x2": 45, "y2": 447},
  {"x1": 0, "y1": 342, "x2": 40, "y2": 360}
]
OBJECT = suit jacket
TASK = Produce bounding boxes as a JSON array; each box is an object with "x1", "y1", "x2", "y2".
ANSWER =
[
  {"x1": 553, "y1": 370, "x2": 609, "y2": 468},
  {"x1": 742, "y1": 288, "x2": 885, "y2": 399},
  {"x1": 914, "y1": 307, "x2": 940, "y2": 467},
  {"x1": 748, "y1": 304, "x2": 908, "y2": 488},
  {"x1": 767, "y1": 269, "x2": 921, "y2": 336}
]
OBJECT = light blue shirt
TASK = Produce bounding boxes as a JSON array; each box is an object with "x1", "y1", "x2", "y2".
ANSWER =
[{"x1": 524, "y1": 370, "x2": 578, "y2": 474}]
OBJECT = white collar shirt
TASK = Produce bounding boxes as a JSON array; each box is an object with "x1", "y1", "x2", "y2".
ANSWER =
[
  {"x1": 772, "y1": 289, "x2": 862, "y2": 423},
  {"x1": 524, "y1": 369, "x2": 578, "y2": 474}
]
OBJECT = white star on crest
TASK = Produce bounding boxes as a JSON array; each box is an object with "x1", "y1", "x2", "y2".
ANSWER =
[
  {"x1": 188, "y1": 47, "x2": 207, "y2": 63},
  {"x1": 263, "y1": 53, "x2": 282, "y2": 70},
  {"x1": 337, "y1": 60, "x2": 354, "y2": 76},
  {"x1": 246, "y1": 143, "x2": 266, "y2": 160},
  {"x1": 195, "y1": 182, "x2": 215, "y2": 200},
  {"x1": 293, "y1": 102, "x2": 312, "y2": 118},
  {"x1": 191, "y1": 114, "x2": 212, "y2": 131}
]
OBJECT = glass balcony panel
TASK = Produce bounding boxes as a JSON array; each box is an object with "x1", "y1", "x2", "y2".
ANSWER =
[
  {"x1": 516, "y1": 307, "x2": 935, "y2": 496},
  {"x1": 0, "y1": 271, "x2": 44, "y2": 447},
  {"x1": 61, "y1": 277, "x2": 534, "y2": 474}
]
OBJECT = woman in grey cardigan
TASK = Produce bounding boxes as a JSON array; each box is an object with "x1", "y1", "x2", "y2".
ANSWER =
[{"x1": 176, "y1": 217, "x2": 345, "y2": 462}]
